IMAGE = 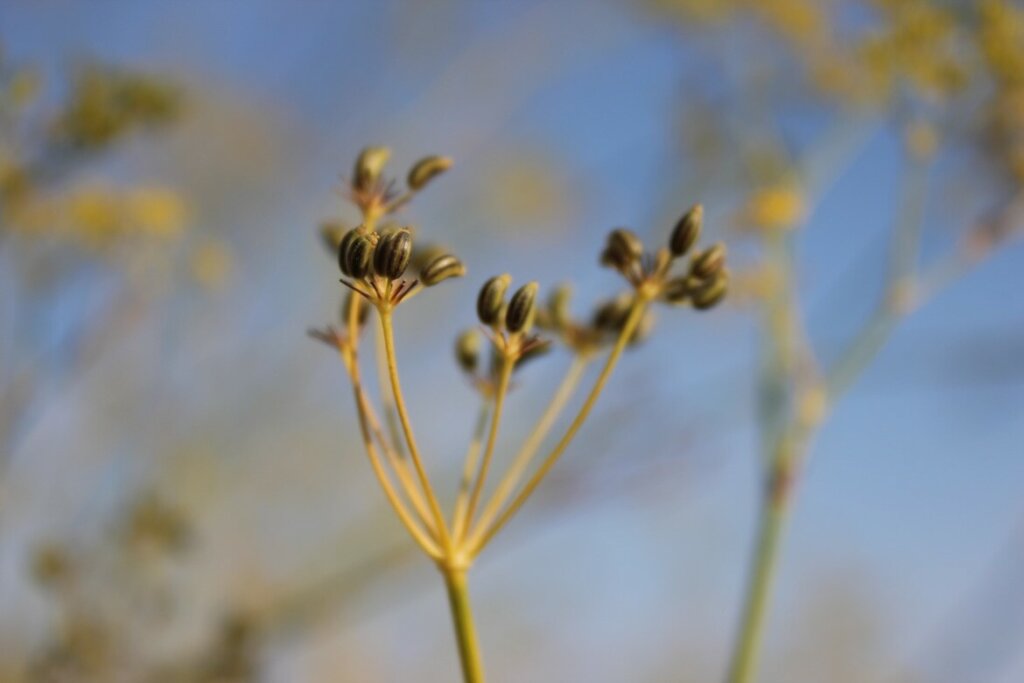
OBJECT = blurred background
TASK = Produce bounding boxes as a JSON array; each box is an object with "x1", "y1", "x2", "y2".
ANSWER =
[{"x1": 0, "y1": 1, "x2": 1022, "y2": 681}]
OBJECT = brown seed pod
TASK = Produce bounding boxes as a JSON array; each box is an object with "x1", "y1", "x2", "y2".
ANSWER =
[
  {"x1": 353, "y1": 146, "x2": 390, "y2": 192},
  {"x1": 455, "y1": 329, "x2": 481, "y2": 373},
  {"x1": 663, "y1": 277, "x2": 691, "y2": 304},
  {"x1": 337, "y1": 228, "x2": 361, "y2": 276},
  {"x1": 347, "y1": 234, "x2": 375, "y2": 280},
  {"x1": 692, "y1": 270, "x2": 729, "y2": 310},
  {"x1": 477, "y1": 274, "x2": 512, "y2": 326},
  {"x1": 602, "y1": 228, "x2": 644, "y2": 269},
  {"x1": 591, "y1": 294, "x2": 632, "y2": 332},
  {"x1": 421, "y1": 253, "x2": 466, "y2": 286},
  {"x1": 407, "y1": 155, "x2": 453, "y2": 191},
  {"x1": 690, "y1": 242, "x2": 726, "y2": 280},
  {"x1": 505, "y1": 282, "x2": 539, "y2": 334},
  {"x1": 669, "y1": 204, "x2": 703, "y2": 257},
  {"x1": 374, "y1": 229, "x2": 413, "y2": 280}
]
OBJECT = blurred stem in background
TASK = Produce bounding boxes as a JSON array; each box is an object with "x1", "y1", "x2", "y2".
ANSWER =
[{"x1": 726, "y1": 137, "x2": 1022, "y2": 682}]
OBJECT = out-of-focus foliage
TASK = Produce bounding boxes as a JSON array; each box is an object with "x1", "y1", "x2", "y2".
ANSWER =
[
  {"x1": 651, "y1": 0, "x2": 1024, "y2": 204},
  {"x1": 0, "y1": 54, "x2": 185, "y2": 249}
]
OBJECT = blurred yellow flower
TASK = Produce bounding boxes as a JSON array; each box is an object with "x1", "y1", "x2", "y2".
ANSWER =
[
  {"x1": 6, "y1": 184, "x2": 188, "y2": 249},
  {"x1": 190, "y1": 238, "x2": 233, "y2": 290},
  {"x1": 68, "y1": 187, "x2": 122, "y2": 244},
  {"x1": 127, "y1": 187, "x2": 187, "y2": 239},
  {"x1": 742, "y1": 185, "x2": 806, "y2": 232}
]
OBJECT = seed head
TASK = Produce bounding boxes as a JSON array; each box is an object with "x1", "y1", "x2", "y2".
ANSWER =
[
  {"x1": 477, "y1": 274, "x2": 512, "y2": 326},
  {"x1": 353, "y1": 146, "x2": 390, "y2": 192},
  {"x1": 601, "y1": 228, "x2": 644, "y2": 269},
  {"x1": 690, "y1": 242, "x2": 726, "y2": 280},
  {"x1": 374, "y1": 229, "x2": 413, "y2": 280},
  {"x1": 663, "y1": 277, "x2": 691, "y2": 304},
  {"x1": 505, "y1": 282, "x2": 539, "y2": 334},
  {"x1": 691, "y1": 270, "x2": 729, "y2": 310},
  {"x1": 408, "y1": 155, "x2": 453, "y2": 191},
  {"x1": 670, "y1": 204, "x2": 702, "y2": 257},
  {"x1": 455, "y1": 329, "x2": 481, "y2": 373},
  {"x1": 347, "y1": 234, "x2": 375, "y2": 280},
  {"x1": 592, "y1": 294, "x2": 632, "y2": 332},
  {"x1": 337, "y1": 228, "x2": 361, "y2": 276},
  {"x1": 421, "y1": 253, "x2": 466, "y2": 286}
]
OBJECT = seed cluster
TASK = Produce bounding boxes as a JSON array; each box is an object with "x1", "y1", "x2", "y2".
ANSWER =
[
  {"x1": 599, "y1": 203, "x2": 729, "y2": 311},
  {"x1": 321, "y1": 147, "x2": 467, "y2": 315}
]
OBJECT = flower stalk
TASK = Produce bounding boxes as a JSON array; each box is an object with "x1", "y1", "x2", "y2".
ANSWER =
[{"x1": 311, "y1": 148, "x2": 727, "y2": 682}]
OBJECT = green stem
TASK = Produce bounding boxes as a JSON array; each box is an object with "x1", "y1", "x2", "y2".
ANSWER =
[
  {"x1": 726, "y1": 433, "x2": 803, "y2": 683},
  {"x1": 726, "y1": 490, "x2": 790, "y2": 683},
  {"x1": 442, "y1": 568, "x2": 486, "y2": 683}
]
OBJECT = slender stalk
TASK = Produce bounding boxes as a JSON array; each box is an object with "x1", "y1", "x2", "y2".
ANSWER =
[
  {"x1": 379, "y1": 310, "x2": 452, "y2": 550},
  {"x1": 468, "y1": 299, "x2": 647, "y2": 556},
  {"x1": 371, "y1": 321, "x2": 437, "y2": 533},
  {"x1": 375, "y1": 323, "x2": 408, "y2": 458},
  {"x1": 470, "y1": 355, "x2": 589, "y2": 541},
  {"x1": 725, "y1": 457, "x2": 795, "y2": 683},
  {"x1": 343, "y1": 348, "x2": 442, "y2": 558},
  {"x1": 442, "y1": 567, "x2": 487, "y2": 683},
  {"x1": 462, "y1": 358, "x2": 513, "y2": 541},
  {"x1": 452, "y1": 401, "x2": 492, "y2": 540},
  {"x1": 343, "y1": 286, "x2": 436, "y2": 535}
]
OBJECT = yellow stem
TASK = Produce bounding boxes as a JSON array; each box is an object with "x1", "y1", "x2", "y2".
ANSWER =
[
  {"x1": 468, "y1": 355, "x2": 589, "y2": 543},
  {"x1": 461, "y1": 358, "x2": 513, "y2": 543},
  {"x1": 468, "y1": 298, "x2": 647, "y2": 556},
  {"x1": 441, "y1": 566, "x2": 487, "y2": 683},
  {"x1": 375, "y1": 322, "x2": 408, "y2": 459},
  {"x1": 452, "y1": 401, "x2": 492, "y2": 541},
  {"x1": 379, "y1": 310, "x2": 452, "y2": 551},
  {"x1": 344, "y1": 349, "x2": 442, "y2": 559},
  {"x1": 369, "y1": 322, "x2": 439, "y2": 531}
]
